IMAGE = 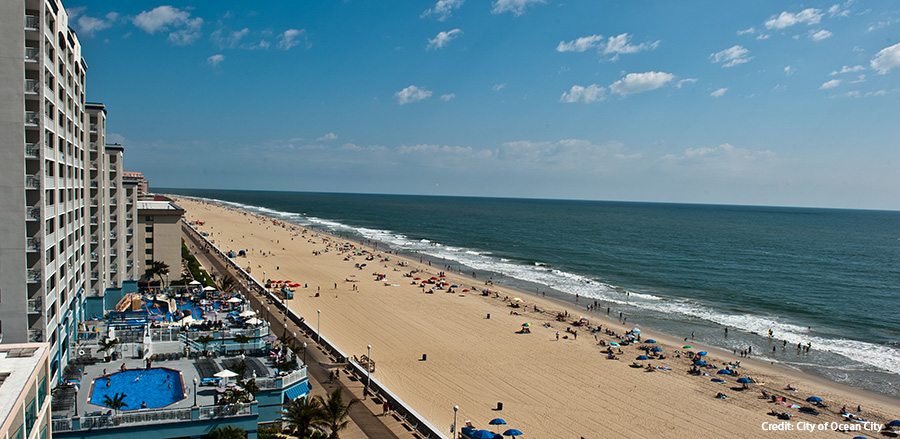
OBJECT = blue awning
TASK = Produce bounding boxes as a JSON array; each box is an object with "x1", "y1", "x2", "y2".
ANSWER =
[{"x1": 284, "y1": 380, "x2": 311, "y2": 401}]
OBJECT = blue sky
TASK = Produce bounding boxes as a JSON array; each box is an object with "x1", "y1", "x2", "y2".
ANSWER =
[{"x1": 67, "y1": 1, "x2": 900, "y2": 209}]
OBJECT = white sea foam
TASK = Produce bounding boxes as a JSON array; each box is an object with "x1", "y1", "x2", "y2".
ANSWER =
[{"x1": 181, "y1": 194, "x2": 900, "y2": 376}]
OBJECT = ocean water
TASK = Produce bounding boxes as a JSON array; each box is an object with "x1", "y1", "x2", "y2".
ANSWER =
[{"x1": 165, "y1": 189, "x2": 900, "y2": 398}]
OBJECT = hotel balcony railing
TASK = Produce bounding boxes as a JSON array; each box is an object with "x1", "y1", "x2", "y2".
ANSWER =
[
  {"x1": 110, "y1": 251, "x2": 117, "y2": 258},
  {"x1": 91, "y1": 237, "x2": 99, "y2": 245},
  {"x1": 126, "y1": 245, "x2": 133, "y2": 252},
  {"x1": 126, "y1": 229, "x2": 133, "y2": 237},
  {"x1": 45, "y1": 204, "x2": 55, "y2": 217},
  {"x1": 90, "y1": 181, "x2": 98, "y2": 188},
  {"x1": 109, "y1": 264, "x2": 117, "y2": 273},
  {"x1": 126, "y1": 214, "x2": 133, "y2": 220},
  {"x1": 110, "y1": 231, "x2": 117, "y2": 240},
  {"x1": 25, "y1": 175, "x2": 40, "y2": 189},
  {"x1": 52, "y1": 401, "x2": 254, "y2": 432},
  {"x1": 89, "y1": 216, "x2": 97, "y2": 224},
  {"x1": 25, "y1": 79, "x2": 40, "y2": 93},
  {"x1": 25, "y1": 47, "x2": 39, "y2": 61},
  {"x1": 27, "y1": 298, "x2": 42, "y2": 314},
  {"x1": 25, "y1": 111, "x2": 39, "y2": 125},
  {"x1": 89, "y1": 142, "x2": 98, "y2": 151},
  {"x1": 110, "y1": 214, "x2": 117, "y2": 222},
  {"x1": 90, "y1": 271, "x2": 99, "y2": 280},
  {"x1": 89, "y1": 124, "x2": 97, "y2": 133},
  {"x1": 26, "y1": 207, "x2": 40, "y2": 220},
  {"x1": 25, "y1": 143, "x2": 39, "y2": 158},
  {"x1": 28, "y1": 329, "x2": 43, "y2": 343},
  {"x1": 25, "y1": 15, "x2": 39, "y2": 30},
  {"x1": 26, "y1": 237, "x2": 40, "y2": 251},
  {"x1": 110, "y1": 182, "x2": 117, "y2": 189},
  {"x1": 90, "y1": 253, "x2": 98, "y2": 262},
  {"x1": 27, "y1": 268, "x2": 40, "y2": 282}
]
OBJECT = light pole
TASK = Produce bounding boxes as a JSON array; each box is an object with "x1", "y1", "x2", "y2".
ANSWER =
[
  {"x1": 302, "y1": 341, "x2": 307, "y2": 365},
  {"x1": 365, "y1": 344, "x2": 371, "y2": 399},
  {"x1": 453, "y1": 405, "x2": 459, "y2": 438},
  {"x1": 74, "y1": 386, "x2": 79, "y2": 417},
  {"x1": 317, "y1": 309, "x2": 321, "y2": 342},
  {"x1": 193, "y1": 377, "x2": 198, "y2": 407},
  {"x1": 267, "y1": 306, "x2": 270, "y2": 323}
]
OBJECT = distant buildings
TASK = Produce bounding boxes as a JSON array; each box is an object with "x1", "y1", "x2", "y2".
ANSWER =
[{"x1": 0, "y1": 344, "x2": 51, "y2": 439}]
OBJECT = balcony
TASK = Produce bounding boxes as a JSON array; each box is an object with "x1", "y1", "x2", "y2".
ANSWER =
[
  {"x1": 90, "y1": 237, "x2": 98, "y2": 245},
  {"x1": 25, "y1": 175, "x2": 40, "y2": 189},
  {"x1": 26, "y1": 207, "x2": 40, "y2": 220},
  {"x1": 25, "y1": 15, "x2": 39, "y2": 31},
  {"x1": 45, "y1": 203, "x2": 55, "y2": 217},
  {"x1": 126, "y1": 244, "x2": 133, "y2": 252},
  {"x1": 110, "y1": 250, "x2": 117, "y2": 258},
  {"x1": 110, "y1": 214, "x2": 117, "y2": 223},
  {"x1": 27, "y1": 298, "x2": 42, "y2": 314},
  {"x1": 25, "y1": 143, "x2": 39, "y2": 158},
  {"x1": 89, "y1": 142, "x2": 98, "y2": 151},
  {"x1": 26, "y1": 237, "x2": 40, "y2": 252},
  {"x1": 126, "y1": 229, "x2": 133, "y2": 237},
  {"x1": 90, "y1": 252, "x2": 98, "y2": 262},
  {"x1": 25, "y1": 111, "x2": 39, "y2": 125},
  {"x1": 90, "y1": 271, "x2": 98, "y2": 280},
  {"x1": 89, "y1": 216, "x2": 97, "y2": 225},
  {"x1": 110, "y1": 182, "x2": 117, "y2": 189},
  {"x1": 109, "y1": 264, "x2": 117, "y2": 274},
  {"x1": 28, "y1": 329, "x2": 43, "y2": 343},
  {"x1": 25, "y1": 47, "x2": 39, "y2": 62},
  {"x1": 27, "y1": 268, "x2": 40, "y2": 282},
  {"x1": 90, "y1": 181, "x2": 98, "y2": 188},
  {"x1": 126, "y1": 213, "x2": 133, "y2": 221},
  {"x1": 89, "y1": 124, "x2": 97, "y2": 133},
  {"x1": 25, "y1": 79, "x2": 40, "y2": 94}
]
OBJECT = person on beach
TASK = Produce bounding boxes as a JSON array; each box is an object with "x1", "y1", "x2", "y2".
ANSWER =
[{"x1": 556, "y1": 331, "x2": 560, "y2": 341}]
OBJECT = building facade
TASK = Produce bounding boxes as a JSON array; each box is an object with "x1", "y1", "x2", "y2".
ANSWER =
[
  {"x1": 136, "y1": 201, "x2": 185, "y2": 290},
  {"x1": 0, "y1": 344, "x2": 52, "y2": 439}
]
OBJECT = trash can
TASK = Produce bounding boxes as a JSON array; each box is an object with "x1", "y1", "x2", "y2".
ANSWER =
[
  {"x1": 422, "y1": 353, "x2": 427, "y2": 361},
  {"x1": 496, "y1": 402, "x2": 503, "y2": 410}
]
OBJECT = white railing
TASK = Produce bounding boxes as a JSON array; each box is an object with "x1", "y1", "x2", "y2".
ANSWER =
[
  {"x1": 25, "y1": 111, "x2": 39, "y2": 125},
  {"x1": 25, "y1": 15, "x2": 39, "y2": 30},
  {"x1": 25, "y1": 79, "x2": 40, "y2": 93},
  {"x1": 25, "y1": 47, "x2": 39, "y2": 61}
]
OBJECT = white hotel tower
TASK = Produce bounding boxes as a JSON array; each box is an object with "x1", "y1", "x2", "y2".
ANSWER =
[{"x1": 0, "y1": 0, "x2": 139, "y2": 383}]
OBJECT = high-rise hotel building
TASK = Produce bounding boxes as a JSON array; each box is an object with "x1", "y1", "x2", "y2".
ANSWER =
[{"x1": 0, "y1": 0, "x2": 140, "y2": 382}]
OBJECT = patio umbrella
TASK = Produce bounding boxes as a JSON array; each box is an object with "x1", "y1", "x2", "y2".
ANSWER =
[
  {"x1": 214, "y1": 369, "x2": 238, "y2": 378},
  {"x1": 245, "y1": 317, "x2": 263, "y2": 325},
  {"x1": 189, "y1": 280, "x2": 201, "y2": 285},
  {"x1": 635, "y1": 355, "x2": 649, "y2": 360},
  {"x1": 737, "y1": 378, "x2": 753, "y2": 384},
  {"x1": 644, "y1": 339, "x2": 657, "y2": 343},
  {"x1": 471, "y1": 430, "x2": 495, "y2": 439},
  {"x1": 888, "y1": 420, "x2": 900, "y2": 427},
  {"x1": 650, "y1": 347, "x2": 662, "y2": 352},
  {"x1": 697, "y1": 351, "x2": 708, "y2": 356},
  {"x1": 503, "y1": 429, "x2": 523, "y2": 437},
  {"x1": 717, "y1": 369, "x2": 732, "y2": 375},
  {"x1": 228, "y1": 297, "x2": 242, "y2": 303},
  {"x1": 239, "y1": 310, "x2": 256, "y2": 317},
  {"x1": 203, "y1": 286, "x2": 216, "y2": 291},
  {"x1": 489, "y1": 418, "x2": 507, "y2": 427},
  {"x1": 683, "y1": 345, "x2": 692, "y2": 349},
  {"x1": 805, "y1": 396, "x2": 822, "y2": 403},
  {"x1": 693, "y1": 360, "x2": 707, "y2": 366}
]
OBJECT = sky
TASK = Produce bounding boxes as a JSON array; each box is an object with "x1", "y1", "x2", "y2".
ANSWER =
[{"x1": 66, "y1": 0, "x2": 900, "y2": 210}]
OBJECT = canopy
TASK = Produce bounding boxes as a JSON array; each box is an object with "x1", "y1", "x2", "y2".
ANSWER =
[
  {"x1": 503, "y1": 429, "x2": 523, "y2": 437},
  {"x1": 227, "y1": 297, "x2": 242, "y2": 303},
  {"x1": 717, "y1": 369, "x2": 732, "y2": 375},
  {"x1": 635, "y1": 355, "x2": 649, "y2": 360},
  {"x1": 644, "y1": 339, "x2": 657, "y2": 343},
  {"x1": 650, "y1": 347, "x2": 662, "y2": 352},
  {"x1": 697, "y1": 351, "x2": 708, "y2": 356},
  {"x1": 806, "y1": 396, "x2": 822, "y2": 403},
  {"x1": 239, "y1": 310, "x2": 256, "y2": 317},
  {"x1": 489, "y1": 418, "x2": 507, "y2": 426},
  {"x1": 245, "y1": 317, "x2": 263, "y2": 325},
  {"x1": 203, "y1": 286, "x2": 216, "y2": 291},
  {"x1": 189, "y1": 280, "x2": 202, "y2": 285},
  {"x1": 214, "y1": 369, "x2": 238, "y2": 378},
  {"x1": 737, "y1": 378, "x2": 753, "y2": 384}
]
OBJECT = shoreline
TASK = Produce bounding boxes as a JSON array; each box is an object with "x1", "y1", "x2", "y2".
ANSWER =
[{"x1": 172, "y1": 195, "x2": 900, "y2": 438}]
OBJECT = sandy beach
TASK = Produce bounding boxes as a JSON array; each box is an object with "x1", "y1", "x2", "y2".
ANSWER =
[{"x1": 174, "y1": 196, "x2": 899, "y2": 439}]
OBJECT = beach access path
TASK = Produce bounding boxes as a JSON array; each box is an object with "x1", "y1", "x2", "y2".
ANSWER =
[{"x1": 175, "y1": 196, "x2": 900, "y2": 439}]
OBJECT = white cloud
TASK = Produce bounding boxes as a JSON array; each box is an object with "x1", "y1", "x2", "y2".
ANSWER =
[
  {"x1": 865, "y1": 89, "x2": 887, "y2": 97},
  {"x1": 784, "y1": 65, "x2": 794, "y2": 76},
  {"x1": 559, "y1": 84, "x2": 606, "y2": 103},
  {"x1": 829, "y1": 65, "x2": 864, "y2": 75},
  {"x1": 871, "y1": 42, "x2": 900, "y2": 74},
  {"x1": 278, "y1": 29, "x2": 309, "y2": 50},
  {"x1": 212, "y1": 28, "x2": 249, "y2": 49},
  {"x1": 609, "y1": 71, "x2": 675, "y2": 96},
  {"x1": 661, "y1": 144, "x2": 776, "y2": 176},
  {"x1": 809, "y1": 29, "x2": 832, "y2": 41},
  {"x1": 710, "y1": 88, "x2": 728, "y2": 98},
  {"x1": 676, "y1": 78, "x2": 698, "y2": 88},
  {"x1": 710, "y1": 45, "x2": 752, "y2": 68},
  {"x1": 207, "y1": 54, "x2": 224, "y2": 66},
  {"x1": 491, "y1": 0, "x2": 545, "y2": 16},
  {"x1": 737, "y1": 27, "x2": 756, "y2": 36},
  {"x1": 395, "y1": 85, "x2": 433, "y2": 105},
  {"x1": 77, "y1": 11, "x2": 118, "y2": 36},
  {"x1": 427, "y1": 29, "x2": 462, "y2": 50},
  {"x1": 168, "y1": 19, "x2": 203, "y2": 46},
  {"x1": 602, "y1": 33, "x2": 660, "y2": 59},
  {"x1": 556, "y1": 34, "x2": 604, "y2": 52},
  {"x1": 317, "y1": 132, "x2": 338, "y2": 141},
  {"x1": 440, "y1": 93, "x2": 456, "y2": 101},
  {"x1": 422, "y1": 0, "x2": 464, "y2": 21},
  {"x1": 492, "y1": 83, "x2": 506, "y2": 91},
  {"x1": 828, "y1": 1, "x2": 853, "y2": 18},
  {"x1": 765, "y1": 8, "x2": 824, "y2": 29},
  {"x1": 849, "y1": 74, "x2": 866, "y2": 84},
  {"x1": 133, "y1": 6, "x2": 203, "y2": 45},
  {"x1": 820, "y1": 79, "x2": 842, "y2": 89}
]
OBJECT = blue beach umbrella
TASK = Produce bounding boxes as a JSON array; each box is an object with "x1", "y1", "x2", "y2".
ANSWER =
[
  {"x1": 805, "y1": 396, "x2": 822, "y2": 403},
  {"x1": 636, "y1": 355, "x2": 649, "y2": 360},
  {"x1": 737, "y1": 378, "x2": 752, "y2": 384},
  {"x1": 609, "y1": 342, "x2": 620, "y2": 346},
  {"x1": 888, "y1": 420, "x2": 900, "y2": 427},
  {"x1": 503, "y1": 429, "x2": 523, "y2": 437},
  {"x1": 650, "y1": 347, "x2": 662, "y2": 352},
  {"x1": 710, "y1": 378, "x2": 726, "y2": 383},
  {"x1": 471, "y1": 430, "x2": 495, "y2": 439},
  {"x1": 489, "y1": 418, "x2": 507, "y2": 427},
  {"x1": 644, "y1": 339, "x2": 657, "y2": 343},
  {"x1": 717, "y1": 369, "x2": 732, "y2": 375},
  {"x1": 697, "y1": 351, "x2": 708, "y2": 356},
  {"x1": 693, "y1": 360, "x2": 707, "y2": 366}
]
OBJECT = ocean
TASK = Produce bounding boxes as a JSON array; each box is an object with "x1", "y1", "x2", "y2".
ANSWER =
[{"x1": 164, "y1": 189, "x2": 900, "y2": 398}]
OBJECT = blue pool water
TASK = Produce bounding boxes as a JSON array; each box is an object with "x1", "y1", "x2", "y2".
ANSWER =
[
  {"x1": 90, "y1": 368, "x2": 185, "y2": 410},
  {"x1": 143, "y1": 299, "x2": 214, "y2": 322}
]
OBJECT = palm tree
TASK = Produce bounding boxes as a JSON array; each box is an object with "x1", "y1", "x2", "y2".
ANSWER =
[
  {"x1": 102, "y1": 392, "x2": 128, "y2": 415},
  {"x1": 208, "y1": 425, "x2": 246, "y2": 439},
  {"x1": 219, "y1": 276, "x2": 236, "y2": 294},
  {"x1": 279, "y1": 397, "x2": 325, "y2": 439},
  {"x1": 233, "y1": 334, "x2": 250, "y2": 354},
  {"x1": 314, "y1": 388, "x2": 357, "y2": 439},
  {"x1": 197, "y1": 335, "x2": 215, "y2": 356},
  {"x1": 231, "y1": 361, "x2": 249, "y2": 380},
  {"x1": 278, "y1": 334, "x2": 295, "y2": 350},
  {"x1": 145, "y1": 260, "x2": 170, "y2": 290},
  {"x1": 98, "y1": 338, "x2": 119, "y2": 360}
]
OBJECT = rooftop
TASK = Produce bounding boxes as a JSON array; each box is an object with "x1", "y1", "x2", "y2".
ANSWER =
[
  {"x1": 137, "y1": 200, "x2": 184, "y2": 212},
  {"x1": 0, "y1": 344, "x2": 48, "y2": 430}
]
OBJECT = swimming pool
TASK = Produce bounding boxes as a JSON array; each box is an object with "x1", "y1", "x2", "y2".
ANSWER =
[{"x1": 90, "y1": 368, "x2": 185, "y2": 410}]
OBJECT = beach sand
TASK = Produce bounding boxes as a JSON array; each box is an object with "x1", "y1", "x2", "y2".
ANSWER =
[{"x1": 174, "y1": 196, "x2": 899, "y2": 438}]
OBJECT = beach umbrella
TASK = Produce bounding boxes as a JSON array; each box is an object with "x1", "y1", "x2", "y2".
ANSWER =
[
  {"x1": 710, "y1": 378, "x2": 726, "y2": 383},
  {"x1": 632, "y1": 329, "x2": 641, "y2": 334},
  {"x1": 737, "y1": 378, "x2": 752, "y2": 384},
  {"x1": 471, "y1": 430, "x2": 495, "y2": 439},
  {"x1": 189, "y1": 280, "x2": 202, "y2": 285},
  {"x1": 697, "y1": 351, "x2": 708, "y2": 356},
  {"x1": 502, "y1": 429, "x2": 523, "y2": 437},
  {"x1": 228, "y1": 297, "x2": 242, "y2": 303},
  {"x1": 522, "y1": 323, "x2": 530, "y2": 327},
  {"x1": 805, "y1": 396, "x2": 822, "y2": 403},
  {"x1": 214, "y1": 369, "x2": 238, "y2": 378},
  {"x1": 888, "y1": 420, "x2": 900, "y2": 427},
  {"x1": 203, "y1": 286, "x2": 217, "y2": 291},
  {"x1": 489, "y1": 418, "x2": 507, "y2": 426},
  {"x1": 644, "y1": 339, "x2": 657, "y2": 343},
  {"x1": 609, "y1": 342, "x2": 620, "y2": 346},
  {"x1": 717, "y1": 369, "x2": 732, "y2": 375},
  {"x1": 635, "y1": 355, "x2": 649, "y2": 360},
  {"x1": 650, "y1": 347, "x2": 662, "y2": 352},
  {"x1": 693, "y1": 360, "x2": 707, "y2": 366},
  {"x1": 683, "y1": 345, "x2": 692, "y2": 349},
  {"x1": 245, "y1": 317, "x2": 263, "y2": 325},
  {"x1": 239, "y1": 310, "x2": 256, "y2": 317}
]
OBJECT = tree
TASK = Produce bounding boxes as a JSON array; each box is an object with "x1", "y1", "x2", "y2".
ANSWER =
[
  {"x1": 279, "y1": 397, "x2": 325, "y2": 439},
  {"x1": 219, "y1": 276, "x2": 236, "y2": 294},
  {"x1": 231, "y1": 361, "x2": 249, "y2": 380},
  {"x1": 314, "y1": 388, "x2": 357, "y2": 439},
  {"x1": 102, "y1": 392, "x2": 128, "y2": 415},
  {"x1": 208, "y1": 425, "x2": 246, "y2": 439},
  {"x1": 197, "y1": 335, "x2": 215, "y2": 355},
  {"x1": 233, "y1": 334, "x2": 251, "y2": 354},
  {"x1": 145, "y1": 260, "x2": 170, "y2": 291},
  {"x1": 98, "y1": 338, "x2": 119, "y2": 360}
]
